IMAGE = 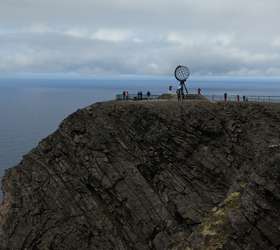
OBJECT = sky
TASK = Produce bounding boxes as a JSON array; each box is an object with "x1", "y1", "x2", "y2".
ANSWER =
[{"x1": 0, "y1": 0, "x2": 280, "y2": 76}]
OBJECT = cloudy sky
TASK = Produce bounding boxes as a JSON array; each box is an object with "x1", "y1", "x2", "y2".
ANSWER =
[{"x1": 1, "y1": 0, "x2": 280, "y2": 76}]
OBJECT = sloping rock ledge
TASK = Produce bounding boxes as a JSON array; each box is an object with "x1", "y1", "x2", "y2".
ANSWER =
[{"x1": 0, "y1": 101, "x2": 280, "y2": 250}]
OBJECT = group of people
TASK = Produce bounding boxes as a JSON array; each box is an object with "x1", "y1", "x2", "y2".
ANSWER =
[
  {"x1": 122, "y1": 88, "x2": 249, "y2": 103},
  {"x1": 122, "y1": 90, "x2": 151, "y2": 101},
  {"x1": 176, "y1": 88, "x2": 185, "y2": 102},
  {"x1": 122, "y1": 91, "x2": 129, "y2": 100},
  {"x1": 176, "y1": 87, "x2": 202, "y2": 102},
  {"x1": 224, "y1": 93, "x2": 248, "y2": 102}
]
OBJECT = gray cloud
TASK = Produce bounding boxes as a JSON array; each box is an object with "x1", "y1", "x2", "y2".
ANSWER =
[{"x1": 0, "y1": 0, "x2": 280, "y2": 76}]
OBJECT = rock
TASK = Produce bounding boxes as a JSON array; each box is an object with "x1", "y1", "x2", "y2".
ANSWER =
[{"x1": 0, "y1": 101, "x2": 280, "y2": 250}]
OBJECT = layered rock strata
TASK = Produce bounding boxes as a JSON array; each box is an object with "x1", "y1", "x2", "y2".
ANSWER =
[{"x1": 0, "y1": 101, "x2": 280, "y2": 250}]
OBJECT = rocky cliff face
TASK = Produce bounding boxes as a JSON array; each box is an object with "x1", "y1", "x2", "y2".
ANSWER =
[{"x1": 0, "y1": 101, "x2": 280, "y2": 250}]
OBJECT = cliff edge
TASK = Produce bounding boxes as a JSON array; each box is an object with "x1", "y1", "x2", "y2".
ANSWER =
[{"x1": 0, "y1": 101, "x2": 280, "y2": 250}]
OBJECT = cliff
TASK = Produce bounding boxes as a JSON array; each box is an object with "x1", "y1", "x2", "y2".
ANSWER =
[{"x1": 0, "y1": 100, "x2": 280, "y2": 250}]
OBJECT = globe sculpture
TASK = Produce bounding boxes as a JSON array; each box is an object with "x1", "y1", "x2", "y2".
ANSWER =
[{"x1": 174, "y1": 65, "x2": 190, "y2": 100}]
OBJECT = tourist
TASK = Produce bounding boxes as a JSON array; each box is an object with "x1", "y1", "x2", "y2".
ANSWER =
[
  {"x1": 125, "y1": 91, "x2": 129, "y2": 100},
  {"x1": 176, "y1": 88, "x2": 181, "y2": 102},
  {"x1": 224, "y1": 92, "x2": 227, "y2": 102},
  {"x1": 198, "y1": 88, "x2": 202, "y2": 95},
  {"x1": 147, "y1": 91, "x2": 151, "y2": 99},
  {"x1": 237, "y1": 95, "x2": 240, "y2": 102},
  {"x1": 169, "y1": 85, "x2": 172, "y2": 92}
]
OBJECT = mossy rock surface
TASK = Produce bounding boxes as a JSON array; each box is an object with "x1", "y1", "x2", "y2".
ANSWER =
[{"x1": 159, "y1": 93, "x2": 177, "y2": 99}]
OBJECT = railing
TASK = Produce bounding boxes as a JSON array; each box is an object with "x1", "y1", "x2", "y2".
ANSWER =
[
  {"x1": 116, "y1": 93, "x2": 280, "y2": 103},
  {"x1": 205, "y1": 95, "x2": 280, "y2": 103},
  {"x1": 246, "y1": 96, "x2": 280, "y2": 103}
]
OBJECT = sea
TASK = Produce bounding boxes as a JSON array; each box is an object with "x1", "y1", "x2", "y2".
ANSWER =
[{"x1": 0, "y1": 76, "x2": 280, "y2": 194}]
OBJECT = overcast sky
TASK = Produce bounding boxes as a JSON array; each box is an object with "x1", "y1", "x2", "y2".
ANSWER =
[{"x1": 0, "y1": 0, "x2": 280, "y2": 76}]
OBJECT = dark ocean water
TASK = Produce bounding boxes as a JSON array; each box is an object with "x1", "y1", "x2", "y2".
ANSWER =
[{"x1": 0, "y1": 77, "x2": 280, "y2": 185}]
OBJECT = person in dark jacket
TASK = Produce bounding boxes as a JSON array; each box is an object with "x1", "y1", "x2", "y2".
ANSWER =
[
  {"x1": 176, "y1": 88, "x2": 181, "y2": 102},
  {"x1": 224, "y1": 92, "x2": 227, "y2": 102}
]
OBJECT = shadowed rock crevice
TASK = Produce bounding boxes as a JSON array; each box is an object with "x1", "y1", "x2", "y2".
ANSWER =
[{"x1": 0, "y1": 101, "x2": 280, "y2": 250}]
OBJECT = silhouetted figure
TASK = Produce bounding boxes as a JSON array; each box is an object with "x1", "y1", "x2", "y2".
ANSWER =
[
  {"x1": 237, "y1": 95, "x2": 240, "y2": 102},
  {"x1": 122, "y1": 91, "x2": 126, "y2": 100},
  {"x1": 180, "y1": 85, "x2": 185, "y2": 100},
  {"x1": 169, "y1": 85, "x2": 172, "y2": 92},
  {"x1": 224, "y1": 92, "x2": 227, "y2": 102},
  {"x1": 137, "y1": 91, "x2": 143, "y2": 100},
  {"x1": 125, "y1": 91, "x2": 128, "y2": 100},
  {"x1": 198, "y1": 88, "x2": 202, "y2": 95},
  {"x1": 147, "y1": 91, "x2": 151, "y2": 99},
  {"x1": 243, "y1": 96, "x2": 246, "y2": 102},
  {"x1": 176, "y1": 88, "x2": 182, "y2": 102}
]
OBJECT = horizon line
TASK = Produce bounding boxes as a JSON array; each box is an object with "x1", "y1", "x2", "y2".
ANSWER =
[{"x1": 1, "y1": 72, "x2": 280, "y2": 80}]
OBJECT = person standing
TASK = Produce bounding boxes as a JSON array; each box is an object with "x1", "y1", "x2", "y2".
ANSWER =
[
  {"x1": 176, "y1": 88, "x2": 181, "y2": 102},
  {"x1": 147, "y1": 91, "x2": 151, "y2": 100},
  {"x1": 198, "y1": 88, "x2": 202, "y2": 95},
  {"x1": 224, "y1": 92, "x2": 227, "y2": 103},
  {"x1": 168, "y1": 85, "x2": 172, "y2": 93}
]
